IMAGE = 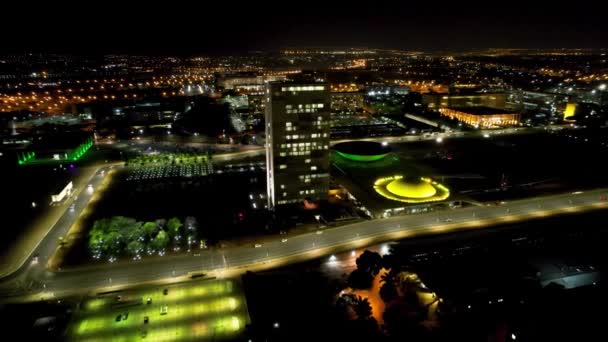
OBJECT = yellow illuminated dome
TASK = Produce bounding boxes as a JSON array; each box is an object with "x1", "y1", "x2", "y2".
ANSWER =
[
  {"x1": 374, "y1": 175, "x2": 450, "y2": 203},
  {"x1": 386, "y1": 178, "x2": 437, "y2": 199}
]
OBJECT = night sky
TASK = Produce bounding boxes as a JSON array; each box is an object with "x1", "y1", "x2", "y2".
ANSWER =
[{"x1": 3, "y1": 2, "x2": 607, "y2": 55}]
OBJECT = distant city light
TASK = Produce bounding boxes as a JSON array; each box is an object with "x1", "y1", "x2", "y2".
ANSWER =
[{"x1": 436, "y1": 137, "x2": 443, "y2": 143}]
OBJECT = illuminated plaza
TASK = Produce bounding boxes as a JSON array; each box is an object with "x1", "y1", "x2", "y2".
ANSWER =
[{"x1": 68, "y1": 279, "x2": 249, "y2": 342}]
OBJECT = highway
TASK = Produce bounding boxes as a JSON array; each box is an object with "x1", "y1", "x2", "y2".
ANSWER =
[
  {"x1": 3, "y1": 185, "x2": 607, "y2": 301},
  {"x1": 0, "y1": 127, "x2": 600, "y2": 301}
]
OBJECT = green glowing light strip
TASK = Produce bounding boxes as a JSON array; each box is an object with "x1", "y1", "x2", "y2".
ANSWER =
[
  {"x1": 17, "y1": 151, "x2": 36, "y2": 165},
  {"x1": 336, "y1": 151, "x2": 388, "y2": 162},
  {"x1": 71, "y1": 137, "x2": 94, "y2": 161}
]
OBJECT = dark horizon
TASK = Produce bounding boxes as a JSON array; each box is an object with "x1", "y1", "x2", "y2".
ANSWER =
[{"x1": 2, "y1": 2, "x2": 608, "y2": 55}]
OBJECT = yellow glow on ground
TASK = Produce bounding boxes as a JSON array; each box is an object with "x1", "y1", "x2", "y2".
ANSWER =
[
  {"x1": 374, "y1": 175, "x2": 450, "y2": 203},
  {"x1": 346, "y1": 269, "x2": 387, "y2": 323},
  {"x1": 68, "y1": 279, "x2": 249, "y2": 342},
  {"x1": 386, "y1": 178, "x2": 437, "y2": 198}
]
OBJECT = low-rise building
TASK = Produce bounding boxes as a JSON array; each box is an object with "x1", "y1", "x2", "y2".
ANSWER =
[
  {"x1": 439, "y1": 106, "x2": 519, "y2": 128},
  {"x1": 423, "y1": 93, "x2": 508, "y2": 110}
]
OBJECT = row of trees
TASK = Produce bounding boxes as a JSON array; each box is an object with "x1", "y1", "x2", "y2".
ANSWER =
[
  {"x1": 127, "y1": 152, "x2": 211, "y2": 167},
  {"x1": 88, "y1": 216, "x2": 199, "y2": 262}
]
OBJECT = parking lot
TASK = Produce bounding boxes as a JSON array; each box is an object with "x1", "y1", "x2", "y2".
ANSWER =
[{"x1": 68, "y1": 278, "x2": 249, "y2": 341}]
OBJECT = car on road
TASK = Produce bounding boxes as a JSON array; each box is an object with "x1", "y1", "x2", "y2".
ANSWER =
[
  {"x1": 163, "y1": 288, "x2": 168, "y2": 295},
  {"x1": 254, "y1": 244, "x2": 262, "y2": 248},
  {"x1": 115, "y1": 314, "x2": 122, "y2": 322},
  {"x1": 160, "y1": 306, "x2": 168, "y2": 315},
  {"x1": 281, "y1": 238, "x2": 288, "y2": 243},
  {"x1": 316, "y1": 230, "x2": 323, "y2": 235},
  {"x1": 146, "y1": 297, "x2": 152, "y2": 304},
  {"x1": 144, "y1": 316, "x2": 149, "y2": 324},
  {"x1": 122, "y1": 313, "x2": 129, "y2": 320},
  {"x1": 31, "y1": 254, "x2": 39, "y2": 265},
  {"x1": 445, "y1": 218, "x2": 453, "y2": 222},
  {"x1": 69, "y1": 203, "x2": 75, "y2": 212}
]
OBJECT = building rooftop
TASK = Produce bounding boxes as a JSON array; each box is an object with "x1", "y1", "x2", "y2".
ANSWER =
[{"x1": 447, "y1": 106, "x2": 516, "y2": 115}]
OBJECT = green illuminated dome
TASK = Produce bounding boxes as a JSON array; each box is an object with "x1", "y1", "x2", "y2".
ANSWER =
[
  {"x1": 386, "y1": 178, "x2": 437, "y2": 199},
  {"x1": 333, "y1": 141, "x2": 391, "y2": 162}
]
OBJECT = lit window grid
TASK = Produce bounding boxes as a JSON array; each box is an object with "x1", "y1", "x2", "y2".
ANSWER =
[{"x1": 439, "y1": 108, "x2": 519, "y2": 128}]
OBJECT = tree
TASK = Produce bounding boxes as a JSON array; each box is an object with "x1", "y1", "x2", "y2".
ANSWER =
[
  {"x1": 383, "y1": 303, "x2": 425, "y2": 340},
  {"x1": 88, "y1": 218, "x2": 110, "y2": 256},
  {"x1": 167, "y1": 217, "x2": 183, "y2": 239},
  {"x1": 185, "y1": 216, "x2": 198, "y2": 232},
  {"x1": 110, "y1": 216, "x2": 138, "y2": 234},
  {"x1": 156, "y1": 219, "x2": 167, "y2": 230},
  {"x1": 380, "y1": 281, "x2": 398, "y2": 303},
  {"x1": 347, "y1": 269, "x2": 374, "y2": 289},
  {"x1": 126, "y1": 240, "x2": 144, "y2": 257},
  {"x1": 353, "y1": 296, "x2": 373, "y2": 321},
  {"x1": 356, "y1": 250, "x2": 382, "y2": 276},
  {"x1": 151, "y1": 230, "x2": 169, "y2": 251},
  {"x1": 142, "y1": 221, "x2": 158, "y2": 238},
  {"x1": 103, "y1": 231, "x2": 122, "y2": 257},
  {"x1": 122, "y1": 221, "x2": 144, "y2": 243},
  {"x1": 380, "y1": 269, "x2": 396, "y2": 284}
]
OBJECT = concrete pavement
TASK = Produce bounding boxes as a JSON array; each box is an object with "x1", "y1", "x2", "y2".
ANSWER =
[{"x1": 3, "y1": 187, "x2": 607, "y2": 301}]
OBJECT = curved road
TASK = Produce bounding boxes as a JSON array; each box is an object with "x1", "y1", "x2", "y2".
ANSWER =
[{"x1": 2, "y1": 182, "x2": 607, "y2": 301}]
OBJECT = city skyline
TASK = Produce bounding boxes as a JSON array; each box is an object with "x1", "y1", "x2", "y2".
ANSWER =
[{"x1": 1, "y1": 8, "x2": 608, "y2": 340}]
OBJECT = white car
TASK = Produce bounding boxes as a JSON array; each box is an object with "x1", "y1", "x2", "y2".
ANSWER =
[
  {"x1": 281, "y1": 238, "x2": 288, "y2": 243},
  {"x1": 254, "y1": 244, "x2": 262, "y2": 248},
  {"x1": 316, "y1": 230, "x2": 323, "y2": 235},
  {"x1": 69, "y1": 204, "x2": 76, "y2": 212}
]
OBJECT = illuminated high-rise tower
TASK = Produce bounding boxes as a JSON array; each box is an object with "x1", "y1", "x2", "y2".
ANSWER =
[{"x1": 265, "y1": 82, "x2": 330, "y2": 209}]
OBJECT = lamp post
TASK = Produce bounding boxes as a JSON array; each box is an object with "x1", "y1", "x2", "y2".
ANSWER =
[{"x1": 314, "y1": 215, "x2": 321, "y2": 228}]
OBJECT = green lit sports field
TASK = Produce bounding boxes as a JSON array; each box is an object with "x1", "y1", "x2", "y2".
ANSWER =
[{"x1": 68, "y1": 278, "x2": 249, "y2": 342}]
